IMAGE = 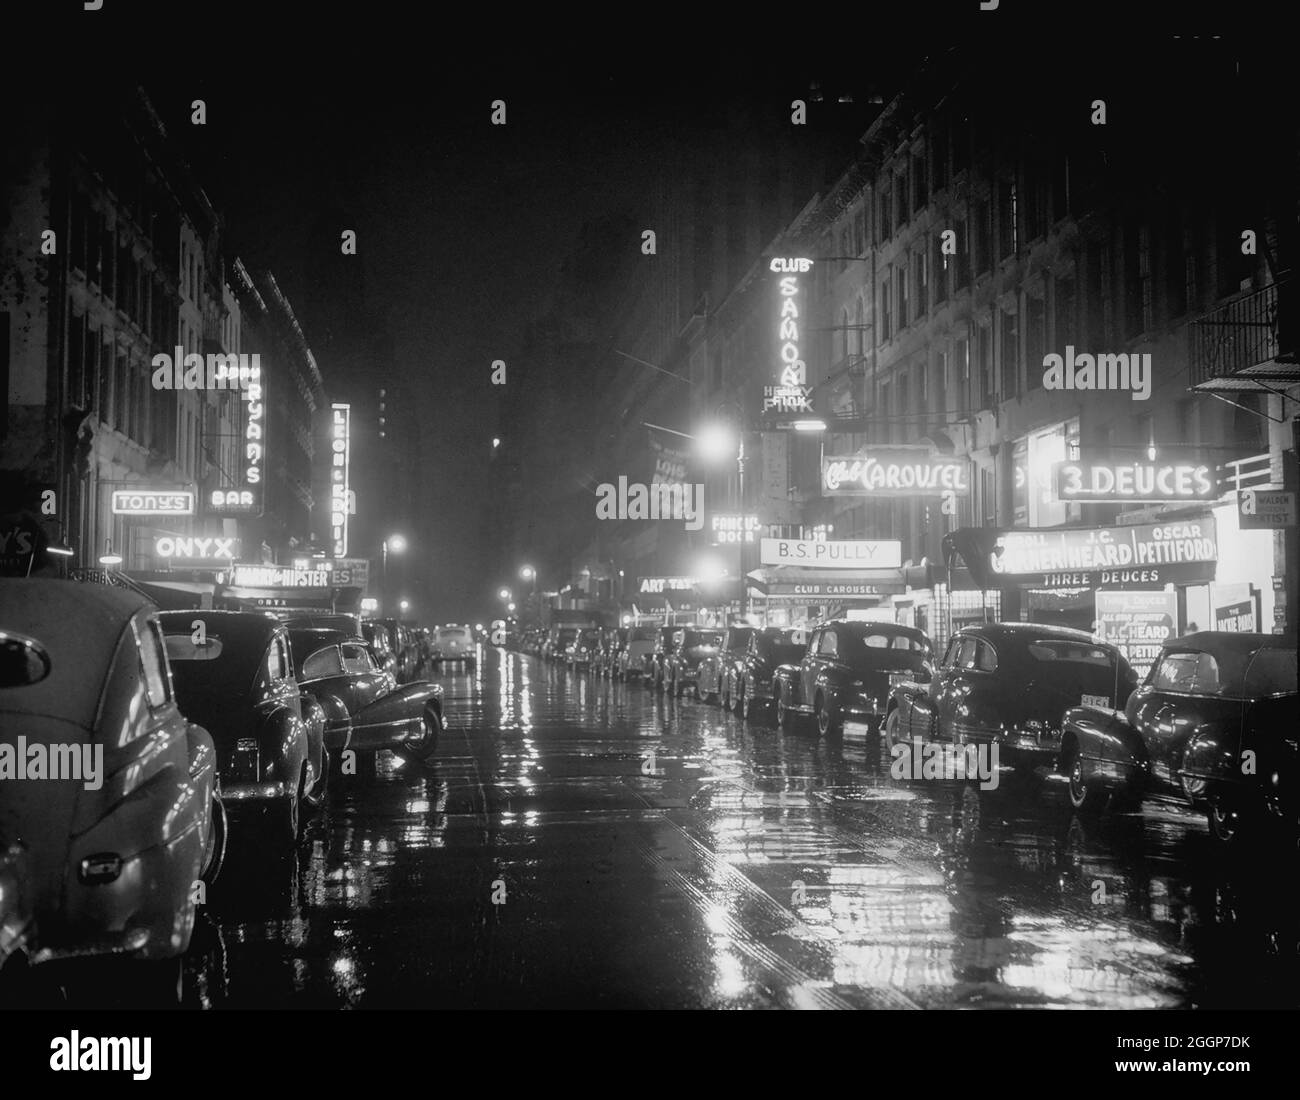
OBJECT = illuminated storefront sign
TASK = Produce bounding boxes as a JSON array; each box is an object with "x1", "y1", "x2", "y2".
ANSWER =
[
  {"x1": 822, "y1": 451, "x2": 970, "y2": 497},
  {"x1": 765, "y1": 581, "x2": 904, "y2": 598},
  {"x1": 1238, "y1": 489, "x2": 1296, "y2": 529},
  {"x1": 711, "y1": 514, "x2": 761, "y2": 544},
  {"x1": 1054, "y1": 459, "x2": 1216, "y2": 504},
  {"x1": 111, "y1": 489, "x2": 195, "y2": 516},
  {"x1": 760, "y1": 538, "x2": 902, "y2": 568},
  {"x1": 1095, "y1": 590, "x2": 1177, "y2": 676},
  {"x1": 333, "y1": 557, "x2": 370, "y2": 588},
  {"x1": 229, "y1": 564, "x2": 332, "y2": 588},
  {"x1": 207, "y1": 364, "x2": 265, "y2": 516},
  {"x1": 762, "y1": 258, "x2": 814, "y2": 418},
  {"x1": 639, "y1": 576, "x2": 697, "y2": 594},
  {"x1": 330, "y1": 404, "x2": 351, "y2": 557},
  {"x1": 985, "y1": 519, "x2": 1218, "y2": 588},
  {"x1": 154, "y1": 535, "x2": 239, "y2": 565}
]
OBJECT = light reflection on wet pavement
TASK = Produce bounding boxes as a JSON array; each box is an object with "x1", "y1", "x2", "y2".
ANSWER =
[{"x1": 190, "y1": 648, "x2": 1300, "y2": 1009}]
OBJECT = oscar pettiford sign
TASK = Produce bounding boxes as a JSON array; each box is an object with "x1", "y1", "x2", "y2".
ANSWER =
[{"x1": 822, "y1": 450, "x2": 970, "y2": 497}]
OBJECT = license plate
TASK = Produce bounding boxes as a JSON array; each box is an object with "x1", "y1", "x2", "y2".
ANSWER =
[
  {"x1": 843, "y1": 721, "x2": 872, "y2": 739},
  {"x1": 1081, "y1": 694, "x2": 1109, "y2": 708}
]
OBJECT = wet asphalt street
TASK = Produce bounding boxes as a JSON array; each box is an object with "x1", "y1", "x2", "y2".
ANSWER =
[{"x1": 189, "y1": 647, "x2": 1299, "y2": 1010}]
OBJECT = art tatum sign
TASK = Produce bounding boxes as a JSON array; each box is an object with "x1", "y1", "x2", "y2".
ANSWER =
[
  {"x1": 822, "y1": 450, "x2": 970, "y2": 497},
  {"x1": 762, "y1": 258, "x2": 815, "y2": 416}
]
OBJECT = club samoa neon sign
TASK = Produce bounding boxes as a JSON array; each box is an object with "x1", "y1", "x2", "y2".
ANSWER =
[{"x1": 763, "y1": 258, "x2": 814, "y2": 415}]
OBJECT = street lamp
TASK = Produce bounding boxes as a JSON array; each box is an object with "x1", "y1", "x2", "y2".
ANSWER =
[
  {"x1": 498, "y1": 586, "x2": 512, "y2": 602},
  {"x1": 382, "y1": 534, "x2": 407, "y2": 615},
  {"x1": 399, "y1": 598, "x2": 410, "y2": 613},
  {"x1": 697, "y1": 410, "x2": 748, "y2": 618}
]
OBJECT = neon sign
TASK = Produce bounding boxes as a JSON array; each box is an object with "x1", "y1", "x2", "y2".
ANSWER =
[
  {"x1": 331, "y1": 404, "x2": 351, "y2": 557},
  {"x1": 763, "y1": 259, "x2": 814, "y2": 417},
  {"x1": 111, "y1": 489, "x2": 195, "y2": 516},
  {"x1": 1054, "y1": 460, "x2": 1216, "y2": 503},
  {"x1": 822, "y1": 452, "x2": 970, "y2": 497}
]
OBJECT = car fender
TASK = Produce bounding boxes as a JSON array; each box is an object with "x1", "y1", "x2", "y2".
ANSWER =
[
  {"x1": 261, "y1": 706, "x2": 308, "y2": 785},
  {"x1": 353, "y1": 680, "x2": 443, "y2": 744},
  {"x1": 773, "y1": 663, "x2": 800, "y2": 705},
  {"x1": 1059, "y1": 704, "x2": 1146, "y2": 788}
]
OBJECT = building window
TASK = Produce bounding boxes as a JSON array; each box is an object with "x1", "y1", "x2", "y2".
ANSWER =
[
  {"x1": 894, "y1": 171, "x2": 907, "y2": 234},
  {"x1": 912, "y1": 152, "x2": 927, "y2": 213},
  {"x1": 974, "y1": 199, "x2": 991, "y2": 275},
  {"x1": 976, "y1": 321, "x2": 993, "y2": 408},
  {"x1": 997, "y1": 179, "x2": 1017, "y2": 260},
  {"x1": 1053, "y1": 274, "x2": 1076, "y2": 349},
  {"x1": 879, "y1": 184, "x2": 892, "y2": 243},
  {"x1": 897, "y1": 262, "x2": 908, "y2": 327},
  {"x1": 854, "y1": 208, "x2": 866, "y2": 256},
  {"x1": 1026, "y1": 295, "x2": 1046, "y2": 390},
  {"x1": 915, "y1": 247, "x2": 928, "y2": 317},
  {"x1": 954, "y1": 217, "x2": 970, "y2": 289},
  {"x1": 879, "y1": 277, "x2": 892, "y2": 343},
  {"x1": 1000, "y1": 303, "x2": 1019, "y2": 397},
  {"x1": 113, "y1": 353, "x2": 127, "y2": 432},
  {"x1": 840, "y1": 228, "x2": 851, "y2": 272},
  {"x1": 955, "y1": 337, "x2": 970, "y2": 411},
  {"x1": 933, "y1": 235, "x2": 948, "y2": 305}
]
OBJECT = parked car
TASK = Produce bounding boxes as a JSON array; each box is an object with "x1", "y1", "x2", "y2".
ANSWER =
[
  {"x1": 431, "y1": 624, "x2": 476, "y2": 667},
  {"x1": 544, "y1": 627, "x2": 579, "y2": 664},
  {"x1": 647, "y1": 625, "x2": 680, "y2": 688},
  {"x1": 288, "y1": 628, "x2": 443, "y2": 767},
  {"x1": 0, "y1": 580, "x2": 223, "y2": 992},
  {"x1": 734, "y1": 627, "x2": 809, "y2": 721},
  {"x1": 597, "y1": 628, "x2": 628, "y2": 678},
  {"x1": 360, "y1": 620, "x2": 399, "y2": 679},
  {"x1": 778, "y1": 620, "x2": 933, "y2": 737},
  {"x1": 696, "y1": 626, "x2": 754, "y2": 706},
  {"x1": 886, "y1": 623, "x2": 1133, "y2": 778},
  {"x1": 617, "y1": 625, "x2": 658, "y2": 680},
  {"x1": 159, "y1": 610, "x2": 327, "y2": 844},
  {"x1": 568, "y1": 627, "x2": 602, "y2": 669},
  {"x1": 1058, "y1": 631, "x2": 1297, "y2": 840},
  {"x1": 664, "y1": 628, "x2": 723, "y2": 697}
]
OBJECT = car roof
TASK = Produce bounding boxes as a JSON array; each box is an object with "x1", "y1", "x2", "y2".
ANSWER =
[
  {"x1": 823, "y1": 619, "x2": 927, "y2": 638},
  {"x1": 1164, "y1": 630, "x2": 1295, "y2": 652},
  {"x1": 0, "y1": 578, "x2": 153, "y2": 728},
  {"x1": 957, "y1": 622, "x2": 1101, "y2": 644}
]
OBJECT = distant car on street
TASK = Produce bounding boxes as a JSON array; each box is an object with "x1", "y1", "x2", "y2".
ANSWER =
[
  {"x1": 664, "y1": 627, "x2": 723, "y2": 697},
  {"x1": 431, "y1": 624, "x2": 476, "y2": 667},
  {"x1": 616, "y1": 626, "x2": 658, "y2": 680},
  {"x1": 1058, "y1": 631, "x2": 1297, "y2": 841}
]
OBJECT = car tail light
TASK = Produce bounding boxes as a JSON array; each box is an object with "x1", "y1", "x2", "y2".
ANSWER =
[
  {"x1": 232, "y1": 738, "x2": 260, "y2": 783},
  {"x1": 78, "y1": 853, "x2": 123, "y2": 885}
]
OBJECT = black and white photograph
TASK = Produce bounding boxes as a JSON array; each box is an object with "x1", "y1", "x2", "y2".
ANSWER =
[{"x1": 0, "y1": 0, "x2": 1296, "y2": 1073}]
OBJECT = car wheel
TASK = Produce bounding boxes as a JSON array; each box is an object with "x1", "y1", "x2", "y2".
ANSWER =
[
  {"x1": 201, "y1": 795, "x2": 227, "y2": 887},
  {"x1": 273, "y1": 791, "x2": 300, "y2": 847},
  {"x1": 303, "y1": 748, "x2": 330, "y2": 809},
  {"x1": 1207, "y1": 797, "x2": 1242, "y2": 843},
  {"x1": 1067, "y1": 757, "x2": 1108, "y2": 813},
  {"x1": 740, "y1": 688, "x2": 753, "y2": 721},
  {"x1": 883, "y1": 707, "x2": 901, "y2": 752},
  {"x1": 777, "y1": 691, "x2": 796, "y2": 734},
  {"x1": 816, "y1": 692, "x2": 841, "y2": 737}
]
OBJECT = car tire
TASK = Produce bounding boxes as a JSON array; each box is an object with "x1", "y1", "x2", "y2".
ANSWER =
[
  {"x1": 740, "y1": 688, "x2": 753, "y2": 722},
  {"x1": 1067, "y1": 757, "x2": 1108, "y2": 814},
  {"x1": 201, "y1": 795, "x2": 227, "y2": 887},
  {"x1": 1206, "y1": 797, "x2": 1243, "y2": 843},
  {"x1": 273, "y1": 791, "x2": 300, "y2": 847},
  {"x1": 303, "y1": 748, "x2": 330, "y2": 810},
  {"x1": 777, "y1": 690, "x2": 796, "y2": 734},
  {"x1": 883, "y1": 707, "x2": 901, "y2": 752},
  {"x1": 816, "y1": 692, "x2": 841, "y2": 737}
]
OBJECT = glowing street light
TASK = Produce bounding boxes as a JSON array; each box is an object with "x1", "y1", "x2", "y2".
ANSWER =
[
  {"x1": 696, "y1": 422, "x2": 736, "y2": 463},
  {"x1": 498, "y1": 587, "x2": 512, "y2": 602},
  {"x1": 520, "y1": 565, "x2": 535, "y2": 581},
  {"x1": 507, "y1": 602, "x2": 516, "y2": 612},
  {"x1": 399, "y1": 599, "x2": 411, "y2": 613}
]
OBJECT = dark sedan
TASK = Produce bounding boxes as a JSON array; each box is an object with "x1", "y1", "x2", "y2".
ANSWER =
[
  {"x1": 886, "y1": 623, "x2": 1135, "y2": 779},
  {"x1": 1059, "y1": 631, "x2": 1297, "y2": 840},
  {"x1": 777, "y1": 620, "x2": 932, "y2": 736},
  {"x1": 696, "y1": 625, "x2": 753, "y2": 707},
  {"x1": 733, "y1": 628, "x2": 809, "y2": 721},
  {"x1": 665, "y1": 628, "x2": 723, "y2": 698},
  {"x1": 288, "y1": 628, "x2": 444, "y2": 769},
  {"x1": 159, "y1": 610, "x2": 327, "y2": 844}
]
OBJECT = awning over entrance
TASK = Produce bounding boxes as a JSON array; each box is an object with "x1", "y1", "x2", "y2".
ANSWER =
[{"x1": 746, "y1": 566, "x2": 907, "y2": 599}]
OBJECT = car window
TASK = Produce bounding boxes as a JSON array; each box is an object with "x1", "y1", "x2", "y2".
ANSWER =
[
  {"x1": 267, "y1": 635, "x2": 290, "y2": 683},
  {"x1": 302, "y1": 645, "x2": 344, "y2": 680},
  {"x1": 1152, "y1": 651, "x2": 1204, "y2": 693},
  {"x1": 957, "y1": 638, "x2": 980, "y2": 670},
  {"x1": 1241, "y1": 647, "x2": 1298, "y2": 697},
  {"x1": 941, "y1": 637, "x2": 962, "y2": 668},
  {"x1": 342, "y1": 644, "x2": 373, "y2": 674},
  {"x1": 164, "y1": 632, "x2": 224, "y2": 661},
  {"x1": 975, "y1": 640, "x2": 998, "y2": 673},
  {"x1": 818, "y1": 630, "x2": 838, "y2": 657},
  {"x1": 138, "y1": 619, "x2": 173, "y2": 708}
]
